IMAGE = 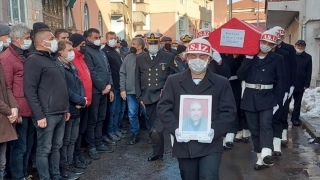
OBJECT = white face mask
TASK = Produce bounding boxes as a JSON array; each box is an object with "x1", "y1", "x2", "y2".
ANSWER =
[
  {"x1": 172, "y1": 47, "x2": 177, "y2": 50},
  {"x1": 148, "y1": 44, "x2": 159, "y2": 55},
  {"x1": 116, "y1": 48, "x2": 120, "y2": 53},
  {"x1": 188, "y1": 58, "x2": 209, "y2": 74},
  {"x1": 296, "y1": 49, "x2": 304, "y2": 54},
  {"x1": 108, "y1": 39, "x2": 117, "y2": 48},
  {"x1": 4, "y1": 38, "x2": 11, "y2": 47},
  {"x1": 65, "y1": 51, "x2": 75, "y2": 62},
  {"x1": 0, "y1": 41, "x2": 3, "y2": 51},
  {"x1": 181, "y1": 52, "x2": 187, "y2": 59},
  {"x1": 184, "y1": 43, "x2": 189, "y2": 47},
  {"x1": 100, "y1": 44, "x2": 105, "y2": 50},
  {"x1": 21, "y1": 40, "x2": 32, "y2": 50},
  {"x1": 44, "y1": 39, "x2": 58, "y2": 53},
  {"x1": 260, "y1": 43, "x2": 272, "y2": 53},
  {"x1": 93, "y1": 40, "x2": 101, "y2": 46}
]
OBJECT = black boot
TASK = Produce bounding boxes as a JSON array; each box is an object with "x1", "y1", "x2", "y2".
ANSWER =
[
  {"x1": 74, "y1": 155, "x2": 86, "y2": 169},
  {"x1": 129, "y1": 134, "x2": 139, "y2": 145},
  {"x1": 79, "y1": 154, "x2": 92, "y2": 164}
]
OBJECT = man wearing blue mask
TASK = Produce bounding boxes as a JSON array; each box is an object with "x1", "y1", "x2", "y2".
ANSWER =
[{"x1": 135, "y1": 32, "x2": 179, "y2": 162}]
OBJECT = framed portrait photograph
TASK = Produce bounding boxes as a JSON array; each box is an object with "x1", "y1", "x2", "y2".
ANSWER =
[{"x1": 178, "y1": 95, "x2": 212, "y2": 141}]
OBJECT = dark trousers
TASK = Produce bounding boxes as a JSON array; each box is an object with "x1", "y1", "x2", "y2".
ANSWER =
[
  {"x1": 86, "y1": 93, "x2": 107, "y2": 149},
  {"x1": 178, "y1": 153, "x2": 222, "y2": 180},
  {"x1": 146, "y1": 102, "x2": 164, "y2": 156},
  {"x1": 0, "y1": 143, "x2": 6, "y2": 180},
  {"x1": 273, "y1": 104, "x2": 284, "y2": 138},
  {"x1": 228, "y1": 100, "x2": 247, "y2": 133},
  {"x1": 35, "y1": 114, "x2": 66, "y2": 180},
  {"x1": 60, "y1": 116, "x2": 80, "y2": 168},
  {"x1": 10, "y1": 117, "x2": 35, "y2": 180},
  {"x1": 239, "y1": 109, "x2": 248, "y2": 131},
  {"x1": 291, "y1": 91, "x2": 304, "y2": 122},
  {"x1": 281, "y1": 96, "x2": 292, "y2": 130},
  {"x1": 245, "y1": 109, "x2": 273, "y2": 153},
  {"x1": 75, "y1": 108, "x2": 89, "y2": 156}
]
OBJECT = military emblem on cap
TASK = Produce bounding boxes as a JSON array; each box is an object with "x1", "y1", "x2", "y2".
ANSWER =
[
  {"x1": 180, "y1": 33, "x2": 193, "y2": 42},
  {"x1": 144, "y1": 32, "x2": 162, "y2": 40}
]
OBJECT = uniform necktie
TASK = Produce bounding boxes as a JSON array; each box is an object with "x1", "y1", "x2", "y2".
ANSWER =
[{"x1": 152, "y1": 55, "x2": 155, "y2": 60}]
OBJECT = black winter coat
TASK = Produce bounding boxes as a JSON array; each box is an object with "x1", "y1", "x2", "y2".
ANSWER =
[
  {"x1": 295, "y1": 51, "x2": 312, "y2": 92},
  {"x1": 274, "y1": 47, "x2": 290, "y2": 92},
  {"x1": 84, "y1": 41, "x2": 113, "y2": 94},
  {"x1": 223, "y1": 54, "x2": 244, "y2": 102},
  {"x1": 59, "y1": 59, "x2": 86, "y2": 116},
  {"x1": 237, "y1": 52, "x2": 285, "y2": 112},
  {"x1": 24, "y1": 51, "x2": 69, "y2": 121},
  {"x1": 102, "y1": 45, "x2": 123, "y2": 90},
  {"x1": 158, "y1": 69, "x2": 236, "y2": 158},
  {"x1": 280, "y1": 42, "x2": 297, "y2": 87}
]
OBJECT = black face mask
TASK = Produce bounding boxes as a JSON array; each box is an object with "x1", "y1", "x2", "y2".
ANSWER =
[
  {"x1": 79, "y1": 46, "x2": 86, "y2": 54},
  {"x1": 164, "y1": 43, "x2": 171, "y2": 51},
  {"x1": 130, "y1": 47, "x2": 137, "y2": 54}
]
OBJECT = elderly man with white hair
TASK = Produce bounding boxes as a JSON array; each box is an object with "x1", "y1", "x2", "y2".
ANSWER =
[{"x1": 0, "y1": 23, "x2": 34, "y2": 180}]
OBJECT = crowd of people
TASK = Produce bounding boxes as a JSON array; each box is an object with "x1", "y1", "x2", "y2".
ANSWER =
[{"x1": 0, "y1": 20, "x2": 313, "y2": 180}]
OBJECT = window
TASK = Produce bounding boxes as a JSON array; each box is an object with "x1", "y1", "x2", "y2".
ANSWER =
[
  {"x1": 8, "y1": 0, "x2": 26, "y2": 24},
  {"x1": 179, "y1": 17, "x2": 184, "y2": 30},
  {"x1": 180, "y1": 0, "x2": 184, "y2": 4},
  {"x1": 84, "y1": 4, "x2": 90, "y2": 30},
  {"x1": 98, "y1": 12, "x2": 103, "y2": 35},
  {"x1": 289, "y1": 34, "x2": 291, "y2": 44},
  {"x1": 205, "y1": 1, "x2": 209, "y2": 13}
]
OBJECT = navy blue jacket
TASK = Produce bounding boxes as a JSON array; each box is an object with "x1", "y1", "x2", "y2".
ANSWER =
[
  {"x1": 59, "y1": 59, "x2": 86, "y2": 116},
  {"x1": 280, "y1": 42, "x2": 297, "y2": 87}
]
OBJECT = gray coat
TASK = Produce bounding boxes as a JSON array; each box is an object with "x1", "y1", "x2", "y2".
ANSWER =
[{"x1": 119, "y1": 52, "x2": 143, "y2": 94}]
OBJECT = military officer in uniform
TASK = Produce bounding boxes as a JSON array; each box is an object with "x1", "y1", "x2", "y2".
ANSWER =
[
  {"x1": 135, "y1": 32, "x2": 179, "y2": 162},
  {"x1": 237, "y1": 30, "x2": 285, "y2": 170},
  {"x1": 180, "y1": 33, "x2": 193, "y2": 47}
]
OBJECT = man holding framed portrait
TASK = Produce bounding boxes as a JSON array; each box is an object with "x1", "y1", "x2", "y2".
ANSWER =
[{"x1": 158, "y1": 38, "x2": 236, "y2": 180}]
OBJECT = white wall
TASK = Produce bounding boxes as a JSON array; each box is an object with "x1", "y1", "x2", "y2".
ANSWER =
[{"x1": 111, "y1": 15, "x2": 125, "y2": 39}]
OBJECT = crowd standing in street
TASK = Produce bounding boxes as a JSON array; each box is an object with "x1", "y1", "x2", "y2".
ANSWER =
[{"x1": 0, "y1": 20, "x2": 313, "y2": 180}]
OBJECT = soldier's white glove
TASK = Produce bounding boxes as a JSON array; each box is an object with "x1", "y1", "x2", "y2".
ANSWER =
[
  {"x1": 212, "y1": 48, "x2": 222, "y2": 63},
  {"x1": 198, "y1": 129, "x2": 215, "y2": 143},
  {"x1": 288, "y1": 86, "x2": 294, "y2": 99},
  {"x1": 273, "y1": 104, "x2": 279, "y2": 115},
  {"x1": 175, "y1": 129, "x2": 190, "y2": 143},
  {"x1": 283, "y1": 92, "x2": 288, "y2": 106},
  {"x1": 246, "y1": 55, "x2": 254, "y2": 59}
]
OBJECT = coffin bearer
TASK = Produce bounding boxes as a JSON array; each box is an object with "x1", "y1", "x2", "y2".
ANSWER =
[
  {"x1": 291, "y1": 40, "x2": 312, "y2": 126},
  {"x1": 158, "y1": 38, "x2": 236, "y2": 179},
  {"x1": 272, "y1": 26, "x2": 297, "y2": 144},
  {"x1": 197, "y1": 28, "x2": 211, "y2": 40},
  {"x1": 180, "y1": 33, "x2": 193, "y2": 46},
  {"x1": 237, "y1": 30, "x2": 285, "y2": 170},
  {"x1": 135, "y1": 32, "x2": 179, "y2": 161}
]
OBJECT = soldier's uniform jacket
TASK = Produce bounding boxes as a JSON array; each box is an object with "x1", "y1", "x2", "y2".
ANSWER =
[
  {"x1": 135, "y1": 50, "x2": 179, "y2": 104},
  {"x1": 280, "y1": 42, "x2": 297, "y2": 88},
  {"x1": 223, "y1": 54, "x2": 245, "y2": 102},
  {"x1": 158, "y1": 69, "x2": 236, "y2": 158},
  {"x1": 237, "y1": 52, "x2": 285, "y2": 112},
  {"x1": 274, "y1": 47, "x2": 290, "y2": 92}
]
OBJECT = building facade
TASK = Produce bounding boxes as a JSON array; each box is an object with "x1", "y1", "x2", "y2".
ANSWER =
[
  {"x1": 0, "y1": 0, "x2": 43, "y2": 28},
  {"x1": 133, "y1": 0, "x2": 213, "y2": 41},
  {"x1": 230, "y1": 0, "x2": 266, "y2": 29},
  {"x1": 266, "y1": 0, "x2": 320, "y2": 86},
  {"x1": 110, "y1": 0, "x2": 133, "y2": 41}
]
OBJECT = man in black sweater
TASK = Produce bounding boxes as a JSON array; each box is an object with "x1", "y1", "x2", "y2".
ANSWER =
[
  {"x1": 24, "y1": 26, "x2": 70, "y2": 180},
  {"x1": 101, "y1": 31, "x2": 127, "y2": 142},
  {"x1": 84, "y1": 28, "x2": 114, "y2": 160}
]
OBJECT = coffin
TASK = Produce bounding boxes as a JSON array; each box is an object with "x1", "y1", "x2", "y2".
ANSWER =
[{"x1": 208, "y1": 18, "x2": 265, "y2": 56}]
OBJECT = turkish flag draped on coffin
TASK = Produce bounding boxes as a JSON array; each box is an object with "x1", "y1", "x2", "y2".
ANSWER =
[{"x1": 208, "y1": 18, "x2": 265, "y2": 56}]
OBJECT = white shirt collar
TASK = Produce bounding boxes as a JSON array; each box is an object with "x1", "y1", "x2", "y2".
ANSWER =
[{"x1": 149, "y1": 53, "x2": 157, "y2": 59}]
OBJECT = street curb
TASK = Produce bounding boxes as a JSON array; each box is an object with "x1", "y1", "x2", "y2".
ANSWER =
[{"x1": 300, "y1": 116, "x2": 320, "y2": 143}]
